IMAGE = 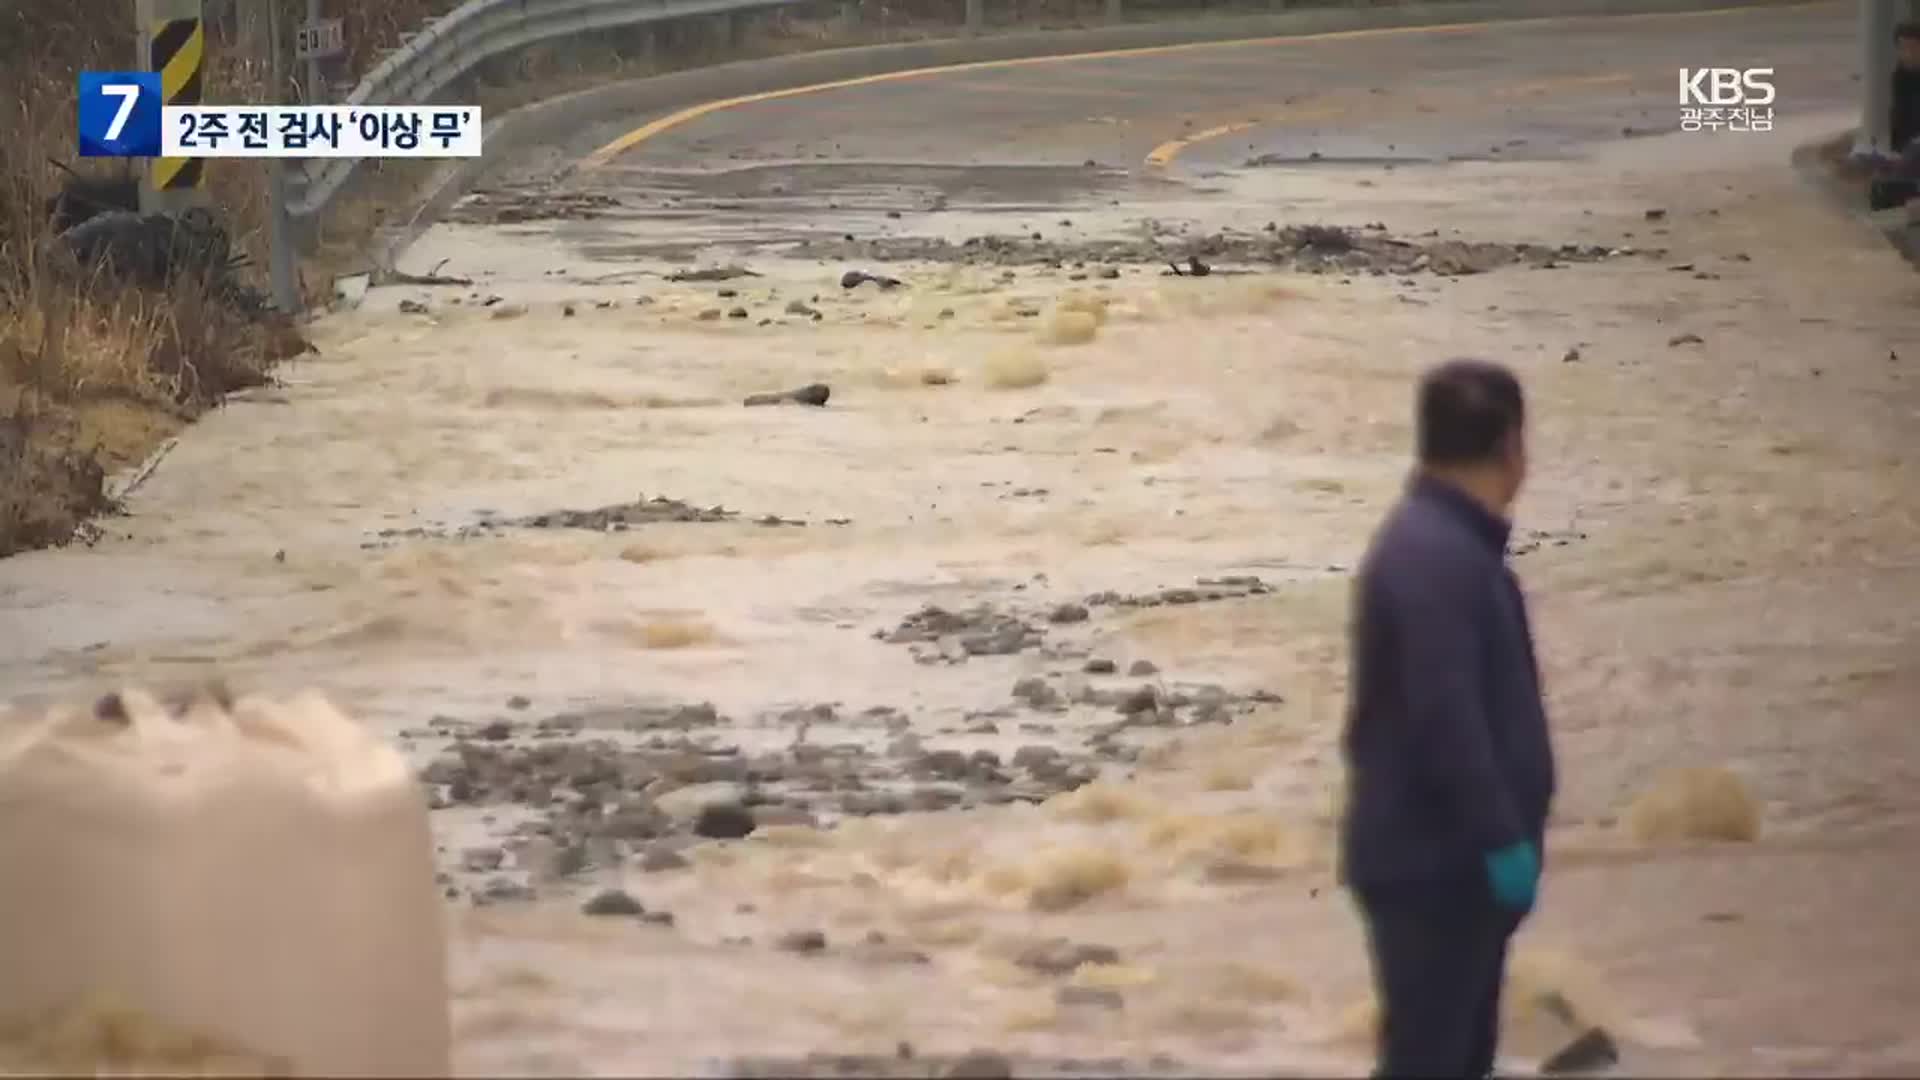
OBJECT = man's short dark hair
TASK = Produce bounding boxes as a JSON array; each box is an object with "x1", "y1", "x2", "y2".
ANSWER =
[
  {"x1": 1416, "y1": 358, "x2": 1525, "y2": 466},
  {"x1": 1898, "y1": 20, "x2": 1920, "y2": 40}
]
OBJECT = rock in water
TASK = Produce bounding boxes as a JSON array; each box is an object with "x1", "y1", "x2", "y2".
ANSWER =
[
  {"x1": 693, "y1": 802, "x2": 757, "y2": 839},
  {"x1": 742, "y1": 383, "x2": 831, "y2": 407},
  {"x1": 775, "y1": 929, "x2": 827, "y2": 953},
  {"x1": 581, "y1": 889, "x2": 645, "y2": 917}
]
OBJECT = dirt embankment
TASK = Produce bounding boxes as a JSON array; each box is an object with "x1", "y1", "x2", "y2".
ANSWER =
[{"x1": 0, "y1": 0, "x2": 464, "y2": 558}]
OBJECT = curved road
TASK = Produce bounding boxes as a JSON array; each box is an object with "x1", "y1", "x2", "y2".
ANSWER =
[{"x1": 461, "y1": 0, "x2": 1860, "y2": 261}]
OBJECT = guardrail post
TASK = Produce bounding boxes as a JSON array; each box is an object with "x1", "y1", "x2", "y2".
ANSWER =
[
  {"x1": 1858, "y1": 0, "x2": 1897, "y2": 155},
  {"x1": 266, "y1": 0, "x2": 299, "y2": 314},
  {"x1": 839, "y1": 0, "x2": 857, "y2": 34},
  {"x1": 1104, "y1": 0, "x2": 1120, "y2": 22},
  {"x1": 965, "y1": 0, "x2": 982, "y2": 34}
]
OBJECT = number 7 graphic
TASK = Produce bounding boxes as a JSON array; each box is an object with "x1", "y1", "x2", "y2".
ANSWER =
[
  {"x1": 102, "y1": 84, "x2": 141, "y2": 141},
  {"x1": 78, "y1": 71, "x2": 163, "y2": 158}
]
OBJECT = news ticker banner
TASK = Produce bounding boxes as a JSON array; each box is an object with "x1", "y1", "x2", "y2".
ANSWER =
[{"x1": 78, "y1": 72, "x2": 483, "y2": 159}]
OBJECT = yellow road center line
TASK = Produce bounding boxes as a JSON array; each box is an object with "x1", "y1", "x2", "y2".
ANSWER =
[
  {"x1": 1145, "y1": 71, "x2": 1637, "y2": 167},
  {"x1": 578, "y1": 1, "x2": 1833, "y2": 170}
]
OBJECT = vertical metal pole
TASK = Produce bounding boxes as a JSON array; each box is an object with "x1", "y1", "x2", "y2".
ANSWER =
[
  {"x1": 267, "y1": 0, "x2": 299, "y2": 313},
  {"x1": 304, "y1": 0, "x2": 323, "y2": 103},
  {"x1": 1860, "y1": 0, "x2": 1897, "y2": 154},
  {"x1": 965, "y1": 0, "x2": 982, "y2": 34},
  {"x1": 140, "y1": 0, "x2": 208, "y2": 213}
]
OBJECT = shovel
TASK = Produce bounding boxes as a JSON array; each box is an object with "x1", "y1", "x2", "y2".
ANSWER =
[{"x1": 1535, "y1": 990, "x2": 1621, "y2": 1075}]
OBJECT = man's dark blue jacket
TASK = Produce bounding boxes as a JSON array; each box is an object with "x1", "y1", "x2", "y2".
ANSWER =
[{"x1": 1339, "y1": 474, "x2": 1557, "y2": 895}]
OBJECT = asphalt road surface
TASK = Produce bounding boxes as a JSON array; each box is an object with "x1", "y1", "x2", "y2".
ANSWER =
[{"x1": 503, "y1": 1, "x2": 1862, "y2": 260}]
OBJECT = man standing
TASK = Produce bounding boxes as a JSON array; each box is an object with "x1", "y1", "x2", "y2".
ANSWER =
[{"x1": 1339, "y1": 359, "x2": 1558, "y2": 1078}]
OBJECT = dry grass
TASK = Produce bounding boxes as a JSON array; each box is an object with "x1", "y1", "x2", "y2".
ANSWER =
[{"x1": 0, "y1": 0, "x2": 410, "y2": 557}]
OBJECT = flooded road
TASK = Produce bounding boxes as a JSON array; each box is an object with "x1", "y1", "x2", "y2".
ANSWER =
[{"x1": 8, "y1": 1, "x2": 1920, "y2": 1074}]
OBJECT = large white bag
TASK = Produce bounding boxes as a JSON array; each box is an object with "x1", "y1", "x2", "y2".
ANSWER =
[{"x1": 0, "y1": 686, "x2": 451, "y2": 1076}]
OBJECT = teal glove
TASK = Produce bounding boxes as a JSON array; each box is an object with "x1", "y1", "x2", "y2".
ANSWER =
[{"x1": 1484, "y1": 841, "x2": 1540, "y2": 912}]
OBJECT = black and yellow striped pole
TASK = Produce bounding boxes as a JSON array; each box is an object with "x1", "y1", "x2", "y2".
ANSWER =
[{"x1": 139, "y1": 0, "x2": 207, "y2": 211}]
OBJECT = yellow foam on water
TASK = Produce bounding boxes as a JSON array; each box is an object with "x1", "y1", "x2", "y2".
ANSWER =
[
  {"x1": 1036, "y1": 309, "x2": 1100, "y2": 346},
  {"x1": 1022, "y1": 847, "x2": 1132, "y2": 912},
  {"x1": 1622, "y1": 765, "x2": 1761, "y2": 844},
  {"x1": 982, "y1": 348, "x2": 1049, "y2": 389},
  {"x1": 919, "y1": 846, "x2": 980, "y2": 884},
  {"x1": 979, "y1": 863, "x2": 1031, "y2": 898},
  {"x1": 1167, "y1": 1001, "x2": 1258, "y2": 1034},
  {"x1": 1201, "y1": 759, "x2": 1257, "y2": 791},
  {"x1": 612, "y1": 615, "x2": 720, "y2": 650},
  {"x1": 1071, "y1": 962, "x2": 1158, "y2": 990},
  {"x1": 0, "y1": 996, "x2": 290, "y2": 1074},
  {"x1": 1211, "y1": 961, "x2": 1301, "y2": 1003},
  {"x1": 1049, "y1": 781, "x2": 1162, "y2": 824},
  {"x1": 749, "y1": 825, "x2": 834, "y2": 849},
  {"x1": 907, "y1": 920, "x2": 985, "y2": 948},
  {"x1": 1056, "y1": 291, "x2": 1112, "y2": 326},
  {"x1": 1146, "y1": 811, "x2": 1305, "y2": 866},
  {"x1": 999, "y1": 994, "x2": 1060, "y2": 1033}
]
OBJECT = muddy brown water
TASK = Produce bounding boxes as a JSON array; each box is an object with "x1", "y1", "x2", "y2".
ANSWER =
[{"x1": 4, "y1": 116, "x2": 1920, "y2": 1075}]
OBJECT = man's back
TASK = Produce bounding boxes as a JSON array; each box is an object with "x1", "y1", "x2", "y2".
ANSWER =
[{"x1": 1339, "y1": 476, "x2": 1556, "y2": 895}]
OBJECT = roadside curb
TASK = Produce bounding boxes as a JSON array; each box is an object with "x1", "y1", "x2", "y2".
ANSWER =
[
  {"x1": 1788, "y1": 129, "x2": 1920, "y2": 268},
  {"x1": 381, "y1": 0, "x2": 1834, "y2": 266}
]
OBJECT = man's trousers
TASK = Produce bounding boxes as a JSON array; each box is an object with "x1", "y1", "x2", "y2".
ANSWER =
[{"x1": 1356, "y1": 879, "x2": 1521, "y2": 1079}]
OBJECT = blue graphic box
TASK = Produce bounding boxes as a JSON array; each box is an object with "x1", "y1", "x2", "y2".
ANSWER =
[{"x1": 78, "y1": 71, "x2": 163, "y2": 157}]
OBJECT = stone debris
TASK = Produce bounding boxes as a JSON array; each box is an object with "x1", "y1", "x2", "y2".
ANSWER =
[
  {"x1": 418, "y1": 707, "x2": 1103, "y2": 898},
  {"x1": 743, "y1": 382, "x2": 831, "y2": 407},
  {"x1": 1014, "y1": 938, "x2": 1121, "y2": 975},
  {"x1": 840, "y1": 269, "x2": 904, "y2": 289},
  {"x1": 361, "y1": 495, "x2": 792, "y2": 546},
  {"x1": 444, "y1": 189, "x2": 620, "y2": 224},
  {"x1": 668, "y1": 265, "x2": 761, "y2": 283},
  {"x1": 878, "y1": 604, "x2": 1047, "y2": 663},
  {"x1": 1084, "y1": 576, "x2": 1271, "y2": 609},
  {"x1": 581, "y1": 889, "x2": 646, "y2": 916},
  {"x1": 793, "y1": 225, "x2": 1659, "y2": 277}
]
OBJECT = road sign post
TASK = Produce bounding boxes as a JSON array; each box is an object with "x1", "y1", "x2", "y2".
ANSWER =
[
  {"x1": 296, "y1": 5, "x2": 345, "y2": 103},
  {"x1": 137, "y1": 0, "x2": 207, "y2": 213}
]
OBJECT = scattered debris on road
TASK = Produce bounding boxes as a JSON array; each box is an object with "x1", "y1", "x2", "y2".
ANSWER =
[
  {"x1": 444, "y1": 189, "x2": 620, "y2": 224},
  {"x1": 743, "y1": 383, "x2": 831, "y2": 407},
  {"x1": 795, "y1": 225, "x2": 1658, "y2": 278},
  {"x1": 841, "y1": 269, "x2": 904, "y2": 290},
  {"x1": 668, "y1": 265, "x2": 760, "y2": 283}
]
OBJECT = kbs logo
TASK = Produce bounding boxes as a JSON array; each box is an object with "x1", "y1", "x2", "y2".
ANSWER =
[{"x1": 1677, "y1": 68, "x2": 1774, "y2": 133}]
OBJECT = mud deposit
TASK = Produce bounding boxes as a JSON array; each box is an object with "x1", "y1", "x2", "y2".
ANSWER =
[
  {"x1": 788, "y1": 225, "x2": 1656, "y2": 277},
  {"x1": 362, "y1": 495, "x2": 818, "y2": 547}
]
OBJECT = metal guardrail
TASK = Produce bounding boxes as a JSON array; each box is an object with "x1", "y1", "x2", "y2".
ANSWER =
[{"x1": 286, "y1": 0, "x2": 808, "y2": 221}]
